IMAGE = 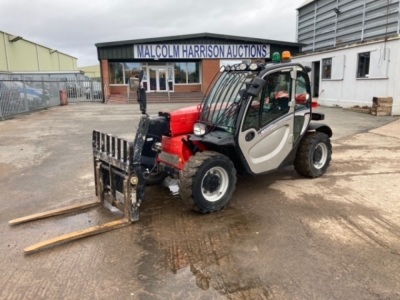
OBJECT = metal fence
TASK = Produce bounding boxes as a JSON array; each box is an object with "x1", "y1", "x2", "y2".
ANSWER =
[
  {"x1": 65, "y1": 79, "x2": 103, "y2": 104},
  {"x1": 0, "y1": 77, "x2": 103, "y2": 120}
]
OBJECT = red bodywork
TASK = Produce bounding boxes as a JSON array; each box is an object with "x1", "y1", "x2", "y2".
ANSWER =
[
  {"x1": 158, "y1": 105, "x2": 206, "y2": 170},
  {"x1": 169, "y1": 105, "x2": 201, "y2": 136}
]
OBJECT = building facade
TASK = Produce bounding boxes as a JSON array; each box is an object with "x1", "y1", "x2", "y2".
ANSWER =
[
  {"x1": 293, "y1": 0, "x2": 400, "y2": 115},
  {"x1": 0, "y1": 30, "x2": 78, "y2": 73},
  {"x1": 95, "y1": 33, "x2": 303, "y2": 102}
]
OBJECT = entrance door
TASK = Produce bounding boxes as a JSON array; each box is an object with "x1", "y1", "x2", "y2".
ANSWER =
[
  {"x1": 149, "y1": 68, "x2": 157, "y2": 91},
  {"x1": 158, "y1": 69, "x2": 166, "y2": 91},
  {"x1": 147, "y1": 66, "x2": 171, "y2": 92}
]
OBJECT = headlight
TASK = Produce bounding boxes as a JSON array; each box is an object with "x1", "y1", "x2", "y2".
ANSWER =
[
  {"x1": 193, "y1": 123, "x2": 206, "y2": 136},
  {"x1": 238, "y1": 63, "x2": 248, "y2": 70},
  {"x1": 249, "y1": 63, "x2": 259, "y2": 71}
]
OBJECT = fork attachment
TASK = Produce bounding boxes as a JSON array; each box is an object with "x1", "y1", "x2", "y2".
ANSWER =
[
  {"x1": 9, "y1": 116, "x2": 150, "y2": 254},
  {"x1": 92, "y1": 116, "x2": 149, "y2": 222}
]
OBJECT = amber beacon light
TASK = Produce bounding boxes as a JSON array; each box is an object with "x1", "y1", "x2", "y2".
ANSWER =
[{"x1": 282, "y1": 51, "x2": 292, "y2": 61}]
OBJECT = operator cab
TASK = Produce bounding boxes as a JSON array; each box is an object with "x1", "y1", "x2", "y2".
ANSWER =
[
  {"x1": 239, "y1": 63, "x2": 312, "y2": 174},
  {"x1": 191, "y1": 51, "x2": 315, "y2": 175}
]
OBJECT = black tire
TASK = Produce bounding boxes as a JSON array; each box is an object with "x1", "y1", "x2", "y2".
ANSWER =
[
  {"x1": 145, "y1": 171, "x2": 168, "y2": 186},
  {"x1": 179, "y1": 151, "x2": 237, "y2": 213},
  {"x1": 294, "y1": 132, "x2": 332, "y2": 178}
]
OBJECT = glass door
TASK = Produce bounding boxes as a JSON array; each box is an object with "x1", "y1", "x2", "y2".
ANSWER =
[
  {"x1": 158, "y1": 69, "x2": 167, "y2": 91},
  {"x1": 145, "y1": 65, "x2": 174, "y2": 92},
  {"x1": 149, "y1": 68, "x2": 157, "y2": 91}
]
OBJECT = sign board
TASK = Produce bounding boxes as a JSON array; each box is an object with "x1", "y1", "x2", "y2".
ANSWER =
[{"x1": 134, "y1": 44, "x2": 270, "y2": 59}]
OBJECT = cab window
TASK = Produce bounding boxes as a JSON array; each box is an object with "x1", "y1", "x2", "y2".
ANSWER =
[
  {"x1": 294, "y1": 72, "x2": 310, "y2": 111},
  {"x1": 242, "y1": 70, "x2": 292, "y2": 131}
]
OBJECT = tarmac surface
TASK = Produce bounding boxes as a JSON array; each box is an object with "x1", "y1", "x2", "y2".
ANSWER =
[{"x1": 0, "y1": 103, "x2": 399, "y2": 299}]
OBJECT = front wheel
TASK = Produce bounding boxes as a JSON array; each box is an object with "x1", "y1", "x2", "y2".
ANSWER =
[
  {"x1": 179, "y1": 151, "x2": 237, "y2": 213},
  {"x1": 294, "y1": 132, "x2": 332, "y2": 178}
]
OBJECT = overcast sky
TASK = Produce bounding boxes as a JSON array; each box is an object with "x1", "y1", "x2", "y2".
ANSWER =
[{"x1": 0, "y1": 0, "x2": 306, "y2": 67}]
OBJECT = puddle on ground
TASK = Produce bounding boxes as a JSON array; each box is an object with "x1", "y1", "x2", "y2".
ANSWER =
[{"x1": 134, "y1": 184, "x2": 272, "y2": 299}]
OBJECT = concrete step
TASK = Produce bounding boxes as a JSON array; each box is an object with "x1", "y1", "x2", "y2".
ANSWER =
[{"x1": 107, "y1": 92, "x2": 204, "y2": 104}]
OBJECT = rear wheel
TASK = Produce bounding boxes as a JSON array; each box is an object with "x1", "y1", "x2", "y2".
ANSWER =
[
  {"x1": 294, "y1": 132, "x2": 332, "y2": 178},
  {"x1": 179, "y1": 151, "x2": 236, "y2": 213}
]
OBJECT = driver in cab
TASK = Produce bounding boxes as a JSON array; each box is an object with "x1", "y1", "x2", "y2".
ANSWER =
[{"x1": 264, "y1": 78, "x2": 290, "y2": 113}]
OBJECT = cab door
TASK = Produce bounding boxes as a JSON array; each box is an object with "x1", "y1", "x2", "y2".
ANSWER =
[{"x1": 238, "y1": 67, "x2": 297, "y2": 174}]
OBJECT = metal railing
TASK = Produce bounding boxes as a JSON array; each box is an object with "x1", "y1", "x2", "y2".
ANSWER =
[{"x1": 0, "y1": 78, "x2": 103, "y2": 120}]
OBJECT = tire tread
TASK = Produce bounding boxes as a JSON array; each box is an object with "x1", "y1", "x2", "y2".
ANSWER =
[
  {"x1": 294, "y1": 132, "x2": 332, "y2": 178},
  {"x1": 179, "y1": 151, "x2": 236, "y2": 213}
]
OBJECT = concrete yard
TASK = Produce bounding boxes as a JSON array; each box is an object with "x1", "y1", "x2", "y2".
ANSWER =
[{"x1": 0, "y1": 103, "x2": 399, "y2": 299}]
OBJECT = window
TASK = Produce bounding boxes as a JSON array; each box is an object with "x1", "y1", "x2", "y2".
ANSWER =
[
  {"x1": 174, "y1": 62, "x2": 200, "y2": 84},
  {"x1": 109, "y1": 62, "x2": 141, "y2": 84},
  {"x1": 294, "y1": 72, "x2": 310, "y2": 111},
  {"x1": 174, "y1": 63, "x2": 187, "y2": 84},
  {"x1": 322, "y1": 58, "x2": 332, "y2": 79},
  {"x1": 357, "y1": 52, "x2": 370, "y2": 78},
  {"x1": 109, "y1": 63, "x2": 123, "y2": 84},
  {"x1": 124, "y1": 63, "x2": 141, "y2": 84},
  {"x1": 294, "y1": 71, "x2": 310, "y2": 144},
  {"x1": 187, "y1": 63, "x2": 199, "y2": 83},
  {"x1": 243, "y1": 70, "x2": 292, "y2": 131}
]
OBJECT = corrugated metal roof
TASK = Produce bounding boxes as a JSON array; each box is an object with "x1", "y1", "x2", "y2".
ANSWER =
[{"x1": 95, "y1": 32, "x2": 303, "y2": 48}]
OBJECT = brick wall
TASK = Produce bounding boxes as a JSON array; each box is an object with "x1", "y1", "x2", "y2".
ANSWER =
[
  {"x1": 109, "y1": 85, "x2": 129, "y2": 94},
  {"x1": 201, "y1": 59, "x2": 220, "y2": 94},
  {"x1": 101, "y1": 59, "x2": 110, "y2": 99},
  {"x1": 174, "y1": 84, "x2": 201, "y2": 93}
]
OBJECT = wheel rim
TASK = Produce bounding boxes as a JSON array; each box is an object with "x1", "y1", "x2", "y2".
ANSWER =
[
  {"x1": 313, "y1": 142, "x2": 328, "y2": 169},
  {"x1": 201, "y1": 166, "x2": 229, "y2": 202}
]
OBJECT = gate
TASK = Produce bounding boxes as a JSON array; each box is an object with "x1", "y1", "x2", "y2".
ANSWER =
[
  {"x1": 65, "y1": 79, "x2": 103, "y2": 103},
  {"x1": 0, "y1": 77, "x2": 103, "y2": 120}
]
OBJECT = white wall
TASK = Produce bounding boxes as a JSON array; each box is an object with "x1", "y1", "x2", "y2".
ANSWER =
[{"x1": 293, "y1": 37, "x2": 400, "y2": 115}]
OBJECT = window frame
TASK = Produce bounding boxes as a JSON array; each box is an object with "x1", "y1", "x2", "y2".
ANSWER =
[
  {"x1": 357, "y1": 52, "x2": 370, "y2": 78},
  {"x1": 242, "y1": 69, "x2": 293, "y2": 132}
]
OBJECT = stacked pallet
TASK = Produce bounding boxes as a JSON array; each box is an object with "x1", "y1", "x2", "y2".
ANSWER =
[{"x1": 371, "y1": 97, "x2": 393, "y2": 116}]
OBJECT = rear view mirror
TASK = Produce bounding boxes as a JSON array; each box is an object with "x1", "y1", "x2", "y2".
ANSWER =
[{"x1": 247, "y1": 77, "x2": 266, "y2": 97}]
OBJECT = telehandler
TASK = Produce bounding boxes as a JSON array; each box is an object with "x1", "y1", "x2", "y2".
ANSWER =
[{"x1": 10, "y1": 51, "x2": 332, "y2": 253}]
